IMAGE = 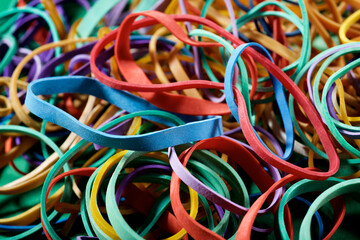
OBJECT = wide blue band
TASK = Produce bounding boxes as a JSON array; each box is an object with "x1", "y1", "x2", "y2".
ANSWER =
[{"x1": 25, "y1": 76, "x2": 223, "y2": 151}]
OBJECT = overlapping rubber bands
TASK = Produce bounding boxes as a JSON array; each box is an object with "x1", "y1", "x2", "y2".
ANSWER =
[{"x1": 1, "y1": 0, "x2": 360, "y2": 239}]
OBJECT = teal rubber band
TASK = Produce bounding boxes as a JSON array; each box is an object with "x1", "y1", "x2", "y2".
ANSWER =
[
  {"x1": 40, "y1": 110, "x2": 214, "y2": 239},
  {"x1": 115, "y1": 172, "x2": 217, "y2": 237},
  {"x1": 320, "y1": 58, "x2": 360, "y2": 157},
  {"x1": 135, "y1": 189, "x2": 173, "y2": 236},
  {"x1": 129, "y1": 160, "x2": 229, "y2": 237},
  {"x1": 229, "y1": 0, "x2": 309, "y2": 77},
  {"x1": 133, "y1": 0, "x2": 159, "y2": 13},
  {"x1": 77, "y1": 0, "x2": 123, "y2": 37},
  {"x1": 189, "y1": 28, "x2": 253, "y2": 124},
  {"x1": 80, "y1": 194, "x2": 95, "y2": 237},
  {"x1": 187, "y1": 160, "x2": 230, "y2": 236},
  {"x1": 198, "y1": 0, "x2": 219, "y2": 83},
  {"x1": 133, "y1": 171, "x2": 217, "y2": 235},
  {"x1": 313, "y1": 48, "x2": 360, "y2": 132},
  {"x1": 290, "y1": 43, "x2": 360, "y2": 159},
  {"x1": 0, "y1": 34, "x2": 17, "y2": 75},
  {"x1": 190, "y1": 149, "x2": 250, "y2": 208},
  {"x1": 278, "y1": 178, "x2": 343, "y2": 240},
  {"x1": 103, "y1": 151, "x2": 178, "y2": 239},
  {"x1": 105, "y1": 152, "x2": 239, "y2": 239},
  {"x1": 0, "y1": 0, "x2": 17, "y2": 13},
  {"x1": 299, "y1": 178, "x2": 360, "y2": 239},
  {"x1": 85, "y1": 167, "x2": 109, "y2": 239},
  {"x1": 0, "y1": 7, "x2": 61, "y2": 56},
  {"x1": 89, "y1": 148, "x2": 117, "y2": 168},
  {"x1": 0, "y1": 125, "x2": 66, "y2": 240},
  {"x1": 104, "y1": 148, "x2": 247, "y2": 239}
]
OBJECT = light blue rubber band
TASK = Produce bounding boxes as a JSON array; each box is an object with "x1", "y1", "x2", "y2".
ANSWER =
[
  {"x1": 25, "y1": 76, "x2": 223, "y2": 151},
  {"x1": 224, "y1": 42, "x2": 294, "y2": 160}
]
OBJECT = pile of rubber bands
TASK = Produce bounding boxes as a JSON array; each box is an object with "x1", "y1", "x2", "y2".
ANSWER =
[{"x1": 2, "y1": 0, "x2": 360, "y2": 239}]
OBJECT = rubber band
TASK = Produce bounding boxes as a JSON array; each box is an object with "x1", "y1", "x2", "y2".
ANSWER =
[
  {"x1": 278, "y1": 178, "x2": 346, "y2": 240},
  {"x1": 291, "y1": 43, "x2": 360, "y2": 159},
  {"x1": 11, "y1": 37, "x2": 95, "y2": 130},
  {"x1": 40, "y1": 0, "x2": 66, "y2": 39},
  {"x1": 2, "y1": 1, "x2": 360, "y2": 239},
  {"x1": 39, "y1": 107, "x2": 217, "y2": 238},
  {"x1": 169, "y1": 136, "x2": 285, "y2": 238},
  {"x1": 299, "y1": 178, "x2": 360, "y2": 239},
  {"x1": 339, "y1": 9, "x2": 360, "y2": 44},
  {"x1": 25, "y1": 76, "x2": 223, "y2": 151},
  {"x1": 224, "y1": 42, "x2": 294, "y2": 160},
  {"x1": 97, "y1": 151, "x2": 196, "y2": 240}
]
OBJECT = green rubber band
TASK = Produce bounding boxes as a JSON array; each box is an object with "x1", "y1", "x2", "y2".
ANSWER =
[
  {"x1": 0, "y1": 7, "x2": 61, "y2": 153},
  {"x1": 0, "y1": 34, "x2": 17, "y2": 75},
  {"x1": 312, "y1": 47, "x2": 360, "y2": 132},
  {"x1": 198, "y1": 0, "x2": 223, "y2": 84},
  {"x1": 289, "y1": 43, "x2": 360, "y2": 159},
  {"x1": 0, "y1": 0, "x2": 17, "y2": 13},
  {"x1": 104, "y1": 149, "x2": 246, "y2": 239},
  {"x1": 125, "y1": 150, "x2": 247, "y2": 237},
  {"x1": 0, "y1": 125, "x2": 66, "y2": 240},
  {"x1": 115, "y1": 171, "x2": 216, "y2": 236},
  {"x1": 190, "y1": 149, "x2": 249, "y2": 208},
  {"x1": 188, "y1": 160, "x2": 230, "y2": 236},
  {"x1": 132, "y1": 160, "x2": 228, "y2": 236},
  {"x1": 85, "y1": 167, "x2": 109, "y2": 239},
  {"x1": 278, "y1": 177, "x2": 343, "y2": 239},
  {"x1": 133, "y1": 0, "x2": 158, "y2": 13},
  {"x1": 230, "y1": 0, "x2": 309, "y2": 78},
  {"x1": 90, "y1": 148, "x2": 117, "y2": 168},
  {"x1": 0, "y1": 7, "x2": 61, "y2": 56},
  {"x1": 223, "y1": 0, "x2": 309, "y2": 88},
  {"x1": 40, "y1": 110, "x2": 187, "y2": 239},
  {"x1": 320, "y1": 57, "x2": 360, "y2": 157},
  {"x1": 299, "y1": 178, "x2": 360, "y2": 239},
  {"x1": 80, "y1": 194, "x2": 95, "y2": 237},
  {"x1": 0, "y1": 125, "x2": 63, "y2": 162},
  {"x1": 77, "y1": 0, "x2": 123, "y2": 38},
  {"x1": 189, "y1": 28, "x2": 253, "y2": 125},
  {"x1": 320, "y1": 55, "x2": 360, "y2": 132}
]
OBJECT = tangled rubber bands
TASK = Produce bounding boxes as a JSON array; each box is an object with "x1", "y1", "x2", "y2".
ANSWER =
[{"x1": 1, "y1": 0, "x2": 360, "y2": 239}]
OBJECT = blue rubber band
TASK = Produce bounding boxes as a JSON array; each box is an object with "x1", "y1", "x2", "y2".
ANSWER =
[
  {"x1": 25, "y1": 76, "x2": 223, "y2": 151},
  {"x1": 224, "y1": 42, "x2": 294, "y2": 160}
]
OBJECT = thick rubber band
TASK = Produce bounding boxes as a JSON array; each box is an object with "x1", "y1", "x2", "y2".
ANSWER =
[{"x1": 25, "y1": 76, "x2": 223, "y2": 151}]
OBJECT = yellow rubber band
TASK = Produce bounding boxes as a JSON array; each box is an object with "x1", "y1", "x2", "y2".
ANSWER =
[{"x1": 339, "y1": 9, "x2": 360, "y2": 44}]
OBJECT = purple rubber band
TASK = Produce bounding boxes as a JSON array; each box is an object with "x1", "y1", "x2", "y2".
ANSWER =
[
  {"x1": 326, "y1": 83, "x2": 340, "y2": 121},
  {"x1": 114, "y1": 163, "x2": 227, "y2": 233},
  {"x1": 306, "y1": 44, "x2": 360, "y2": 138},
  {"x1": 68, "y1": 54, "x2": 90, "y2": 74},
  {"x1": 307, "y1": 44, "x2": 360, "y2": 103},
  {"x1": 168, "y1": 145, "x2": 282, "y2": 215},
  {"x1": 106, "y1": 0, "x2": 128, "y2": 27}
]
